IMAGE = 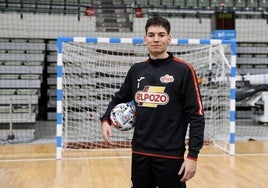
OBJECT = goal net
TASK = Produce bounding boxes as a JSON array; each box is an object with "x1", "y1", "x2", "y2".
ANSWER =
[{"x1": 56, "y1": 37, "x2": 236, "y2": 159}]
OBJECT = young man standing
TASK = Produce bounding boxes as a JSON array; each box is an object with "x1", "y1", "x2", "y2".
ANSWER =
[{"x1": 101, "y1": 16, "x2": 205, "y2": 188}]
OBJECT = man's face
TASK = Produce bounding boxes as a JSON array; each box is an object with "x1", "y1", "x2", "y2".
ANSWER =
[{"x1": 144, "y1": 25, "x2": 171, "y2": 58}]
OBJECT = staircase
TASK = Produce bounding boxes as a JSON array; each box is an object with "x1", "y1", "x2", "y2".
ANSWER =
[{"x1": 93, "y1": 0, "x2": 133, "y2": 32}]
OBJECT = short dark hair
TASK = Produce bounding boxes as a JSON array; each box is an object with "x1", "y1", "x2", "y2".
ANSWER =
[{"x1": 145, "y1": 16, "x2": 171, "y2": 35}]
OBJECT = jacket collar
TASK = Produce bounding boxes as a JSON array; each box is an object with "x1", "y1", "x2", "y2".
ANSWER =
[{"x1": 148, "y1": 52, "x2": 173, "y2": 65}]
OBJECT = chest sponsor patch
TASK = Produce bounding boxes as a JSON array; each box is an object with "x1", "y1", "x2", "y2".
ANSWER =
[
  {"x1": 135, "y1": 86, "x2": 169, "y2": 107},
  {"x1": 160, "y1": 74, "x2": 174, "y2": 83}
]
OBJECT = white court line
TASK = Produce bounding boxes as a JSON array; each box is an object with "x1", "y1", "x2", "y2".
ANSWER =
[{"x1": 1, "y1": 153, "x2": 268, "y2": 163}]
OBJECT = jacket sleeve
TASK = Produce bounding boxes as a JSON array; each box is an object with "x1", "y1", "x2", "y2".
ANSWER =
[
  {"x1": 100, "y1": 66, "x2": 134, "y2": 124},
  {"x1": 182, "y1": 65, "x2": 205, "y2": 160}
]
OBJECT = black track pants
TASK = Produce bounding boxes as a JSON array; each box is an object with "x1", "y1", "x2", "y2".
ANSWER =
[{"x1": 131, "y1": 153, "x2": 186, "y2": 188}]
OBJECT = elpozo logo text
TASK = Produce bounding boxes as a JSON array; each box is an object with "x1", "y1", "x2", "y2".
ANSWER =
[{"x1": 135, "y1": 86, "x2": 169, "y2": 108}]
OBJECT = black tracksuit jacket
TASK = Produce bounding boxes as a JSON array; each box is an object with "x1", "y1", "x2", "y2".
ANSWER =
[{"x1": 101, "y1": 52, "x2": 205, "y2": 160}]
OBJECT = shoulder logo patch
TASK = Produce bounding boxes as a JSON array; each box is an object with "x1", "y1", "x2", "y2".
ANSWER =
[{"x1": 160, "y1": 74, "x2": 174, "y2": 83}]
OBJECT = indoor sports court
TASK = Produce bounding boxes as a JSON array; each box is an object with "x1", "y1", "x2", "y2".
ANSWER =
[{"x1": 0, "y1": 0, "x2": 268, "y2": 188}]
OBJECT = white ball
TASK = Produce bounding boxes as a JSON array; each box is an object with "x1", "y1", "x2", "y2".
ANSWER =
[{"x1": 110, "y1": 101, "x2": 136, "y2": 131}]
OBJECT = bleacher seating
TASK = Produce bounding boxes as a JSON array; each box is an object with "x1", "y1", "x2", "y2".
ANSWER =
[
  {"x1": 186, "y1": 0, "x2": 198, "y2": 7},
  {"x1": 0, "y1": 0, "x2": 92, "y2": 14},
  {"x1": 0, "y1": 95, "x2": 38, "y2": 123},
  {"x1": 174, "y1": 0, "x2": 186, "y2": 7},
  {"x1": 2, "y1": 0, "x2": 266, "y2": 13},
  {"x1": 199, "y1": 0, "x2": 210, "y2": 8},
  {"x1": 0, "y1": 39, "x2": 45, "y2": 127},
  {"x1": 46, "y1": 40, "x2": 57, "y2": 120},
  {"x1": 235, "y1": 0, "x2": 247, "y2": 9},
  {"x1": 149, "y1": 0, "x2": 161, "y2": 7},
  {"x1": 93, "y1": 0, "x2": 133, "y2": 32},
  {"x1": 221, "y1": 0, "x2": 234, "y2": 7},
  {"x1": 259, "y1": 0, "x2": 268, "y2": 8},
  {"x1": 161, "y1": 0, "x2": 174, "y2": 7},
  {"x1": 136, "y1": 0, "x2": 149, "y2": 7},
  {"x1": 237, "y1": 42, "x2": 268, "y2": 75},
  {"x1": 247, "y1": 0, "x2": 258, "y2": 8}
]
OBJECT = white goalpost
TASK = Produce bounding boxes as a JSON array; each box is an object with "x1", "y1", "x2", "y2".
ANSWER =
[{"x1": 56, "y1": 37, "x2": 236, "y2": 159}]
